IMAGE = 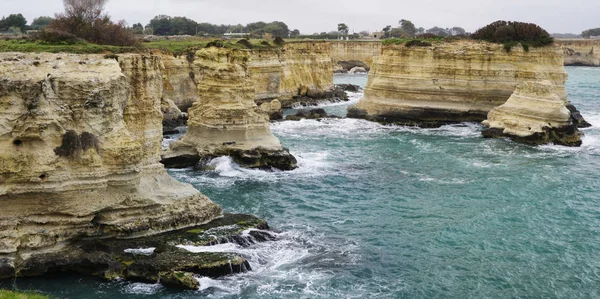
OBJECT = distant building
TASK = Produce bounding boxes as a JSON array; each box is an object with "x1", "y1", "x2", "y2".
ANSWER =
[
  {"x1": 223, "y1": 32, "x2": 249, "y2": 38},
  {"x1": 591, "y1": 36, "x2": 600, "y2": 40},
  {"x1": 371, "y1": 32, "x2": 384, "y2": 39}
]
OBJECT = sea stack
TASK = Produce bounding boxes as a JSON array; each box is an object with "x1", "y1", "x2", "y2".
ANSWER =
[
  {"x1": 0, "y1": 53, "x2": 221, "y2": 277},
  {"x1": 349, "y1": 41, "x2": 568, "y2": 127},
  {"x1": 162, "y1": 47, "x2": 297, "y2": 170},
  {"x1": 482, "y1": 81, "x2": 582, "y2": 146}
]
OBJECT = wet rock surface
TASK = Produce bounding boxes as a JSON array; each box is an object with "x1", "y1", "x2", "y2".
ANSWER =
[
  {"x1": 2, "y1": 214, "x2": 276, "y2": 290},
  {"x1": 286, "y1": 108, "x2": 340, "y2": 121}
]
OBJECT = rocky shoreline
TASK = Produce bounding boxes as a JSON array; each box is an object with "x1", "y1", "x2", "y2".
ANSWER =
[{"x1": 1, "y1": 214, "x2": 276, "y2": 290}]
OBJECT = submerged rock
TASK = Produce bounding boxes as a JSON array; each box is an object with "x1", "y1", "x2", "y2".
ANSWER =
[
  {"x1": 286, "y1": 108, "x2": 337, "y2": 121},
  {"x1": 566, "y1": 104, "x2": 592, "y2": 128},
  {"x1": 348, "y1": 67, "x2": 368, "y2": 74},
  {"x1": 336, "y1": 60, "x2": 370, "y2": 72},
  {"x1": 336, "y1": 84, "x2": 361, "y2": 92},
  {"x1": 160, "y1": 271, "x2": 200, "y2": 290},
  {"x1": 482, "y1": 81, "x2": 583, "y2": 147}
]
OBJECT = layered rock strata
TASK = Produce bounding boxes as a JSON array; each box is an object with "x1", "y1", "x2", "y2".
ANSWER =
[
  {"x1": 330, "y1": 41, "x2": 382, "y2": 71},
  {"x1": 350, "y1": 41, "x2": 568, "y2": 127},
  {"x1": 482, "y1": 81, "x2": 582, "y2": 146},
  {"x1": 0, "y1": 53, "x2": 221, "y2": 279},
  {"x1": 556, "y1": 39, "x2": 600, "y2": 67},
  {"x1": 162, "y1": 47, "x2": 297, "y2": 170},
  {"x1": 250, "y1": 42, "x2": 338, "y2": 108}
]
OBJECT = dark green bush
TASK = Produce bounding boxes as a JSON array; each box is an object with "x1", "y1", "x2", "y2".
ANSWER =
[
  {"x1": 205, "y1": 40, "x2": 224, "y2": 48},
  {"x1": 472, "y1": 20, "x2": 553, "y2": 52},
  {"x1": 236, "y1": 39, "x2": 253, "y2": 49},
  {"x1": 273, "y1": 36, "x2": 285, "y2": 46},
  {"x1": 38, "y1": 29, "x2": 84, "y2": 45},
  {"x1": 405, "y1": 40, "x2": 432, "y2": 47}
]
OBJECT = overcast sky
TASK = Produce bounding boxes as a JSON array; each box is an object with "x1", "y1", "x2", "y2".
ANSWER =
[{"x1": 2, "y1": 0, "x2": 598, "y2": 34}]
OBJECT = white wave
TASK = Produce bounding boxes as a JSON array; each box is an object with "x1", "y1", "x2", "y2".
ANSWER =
[
  {"x1": 171, "y1": 226, "x2": 361, "y2": 297},
  {"x1": 121, "y1": 282, "x2": 163, "y2": 295},
  {"x1": 124, "y1": 247, "x2": 155, "y2": 255}
]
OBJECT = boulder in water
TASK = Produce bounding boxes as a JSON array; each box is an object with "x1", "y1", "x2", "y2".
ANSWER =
[
  {"x1": 349, "y1": 67, "x2": 368, "y2": 74},
  {"x1": 482, "y1": 81, "x2": 583, "y2": 146}
]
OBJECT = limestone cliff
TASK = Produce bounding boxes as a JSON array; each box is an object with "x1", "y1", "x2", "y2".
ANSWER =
[
  {"x1": 482, "y1": 81, "x2": 582, "y2": 146},
  {"x1": 250, "y1": 41, "x2": 336, "y2": 108},
  {"x1": 162, "y1": 47, "x2": 297, "y2": 170},
  {"x1": 350, "y1": 41, "x2": 568, "y2": 127},
  {"x1": 330, "y1": 41, "x2": 382, "y2": 70},
  {"x1": 556, "y1": 39, "x2": 600, "y2": 67},
  {"x1": 0, "y1": 53, "x2": 221, "y2": 277},
  {"x1": 161, "y1": 54, "x2": 200, "y2": 112}
]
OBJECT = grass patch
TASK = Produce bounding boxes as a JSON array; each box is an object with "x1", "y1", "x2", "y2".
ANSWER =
[
  {"x1": 0, "y1": 37, "x2": 283, "y2": 56},
  {"x1": 0, "y1": 39, "x2": 137, "y2": 54},
  {"x1": 0, "y1": 290, "x2": 50, "y2": 299}
]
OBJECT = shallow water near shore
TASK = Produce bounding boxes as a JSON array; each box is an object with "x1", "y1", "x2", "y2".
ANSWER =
[{"x1": 4, "y1": 69, "x2": 600, "y2": 298}]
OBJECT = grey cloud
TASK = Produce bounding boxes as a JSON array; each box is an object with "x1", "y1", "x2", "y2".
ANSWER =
[{"x1": 2, "y1": 0, "x2": 598, "y2": 34}]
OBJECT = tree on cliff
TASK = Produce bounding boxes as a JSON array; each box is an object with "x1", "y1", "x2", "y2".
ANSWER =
[
  {"x1": 382, "y1": 25, "x2": 391, "y2": 38},
  {"x1": 0, "y1": 14, "x2": 27, "y2": 32},
  {"x1": 46, "y1": 0, "x2": 138, "y2": 46},
  {"x1": 31, "y1": 16, "x2": 54, "y2": 29},
  {"x1": 399, "y1": 19, "x2": 417, "y2": 37},
  {"x1": 582, "y1": 28, "x2": 600, "y2": 38},
  {"x1": 471, "y1": 20, "x2": 553, "y2": 51},
  {"x1": 338, "y1": 23, "x2": 349, "y2": 37}
]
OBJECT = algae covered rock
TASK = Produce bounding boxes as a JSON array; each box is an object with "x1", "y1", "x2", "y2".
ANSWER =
[
  {"x1": 2, "y1": 214, "x2": 275, "y2": 290},
  {"x1": 482, "y1": 81, "x2": 582, "y2": 146},
  {"x1": 160, "y1": 271, "x2": 200, "y2": 290}
]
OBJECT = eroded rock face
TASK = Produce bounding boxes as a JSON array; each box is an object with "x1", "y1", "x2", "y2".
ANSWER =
[
  {"x1": 250, "y1": 42, "x2": 335, "y2": 108},
  {"x1": 0, "y1": 53, "x2": 221, "y2": 277},
  {"x1": 556, "y1": 39, "x2": 600, "y2": 67},
  {"x1": 350, "y1": 41, "x2": 568, "y2": 127},
  {"x1": 482, "y1": 81, "x2": 582, "y2": 146},
  {"x1": 330, "y1": 41, "x2": 382, "y2": 68},
  {"x1": 161, "y1": 54, "x2": 201, "y2": 112},
  {"x1": 162, "y1": 48, "x2": 297, "y2": 170}
]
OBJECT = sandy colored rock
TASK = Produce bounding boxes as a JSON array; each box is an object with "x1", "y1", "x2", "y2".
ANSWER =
[
  {"x1": 351, "y1": 41, "x2": 568, "y2": 127},
  {"x1": 556, "y1": 39, "x2": 600, "y2": 67},
  {"x1": 163, "y1": 47, "x2": 297, "y2": 170},
  {"x1": 482, "y1": 81, "x2": 582, "y2": 146},
  {"x1": 0, "y1": 53, "x2": 221, "y2": 276},
  {"x1": 161, "y1": 54, "x2": 201, "y2": 112},
  {"x1": 330, "y1": 41, "x2": 382, "y2": 68},
  {"x1": 250, "y1": 42, "x2": 334, "y2": 107}
]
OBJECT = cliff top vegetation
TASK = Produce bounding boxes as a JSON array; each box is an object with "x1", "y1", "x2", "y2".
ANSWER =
[
  {"x1": 0, "y1": 37, "x2": 286, "y2": 55},
  {"x1": 0, "y1": 290, "x2": 50, "y2": 299}
]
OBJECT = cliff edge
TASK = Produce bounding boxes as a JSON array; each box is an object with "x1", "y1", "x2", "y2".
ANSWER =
[
  {"x1": 349, "y1": 41, "x2": 568, "y2": 127},
  {"x1": 0, "y1": 53, "x2": 221, "y2": 278}
]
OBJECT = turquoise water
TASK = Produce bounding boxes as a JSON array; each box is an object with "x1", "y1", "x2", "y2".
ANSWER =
[{"x1": 4, "y1": 69, "x2": 600, "y2": 298}]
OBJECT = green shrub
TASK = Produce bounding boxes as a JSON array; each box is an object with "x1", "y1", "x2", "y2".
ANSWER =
[
  {"x1": 472, "y1": 20, "x2": 553, "y2": 52},
  {"x1": 236, "y1": 39, "x2": 253, "y2": 49},
  {"x1": 405, "y1": 40, "x2": 432, "y2": 47},
  {"x1": 38, "y1": 29, "x2": 84, "y2": 45},
  {"x1": 273, "y1": 36, "x2": 285, "y2": 46}
]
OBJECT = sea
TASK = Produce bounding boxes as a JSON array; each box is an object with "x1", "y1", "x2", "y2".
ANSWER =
[{"x1": 3, "y1": 67, "x2": 600, "y2": 298}]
